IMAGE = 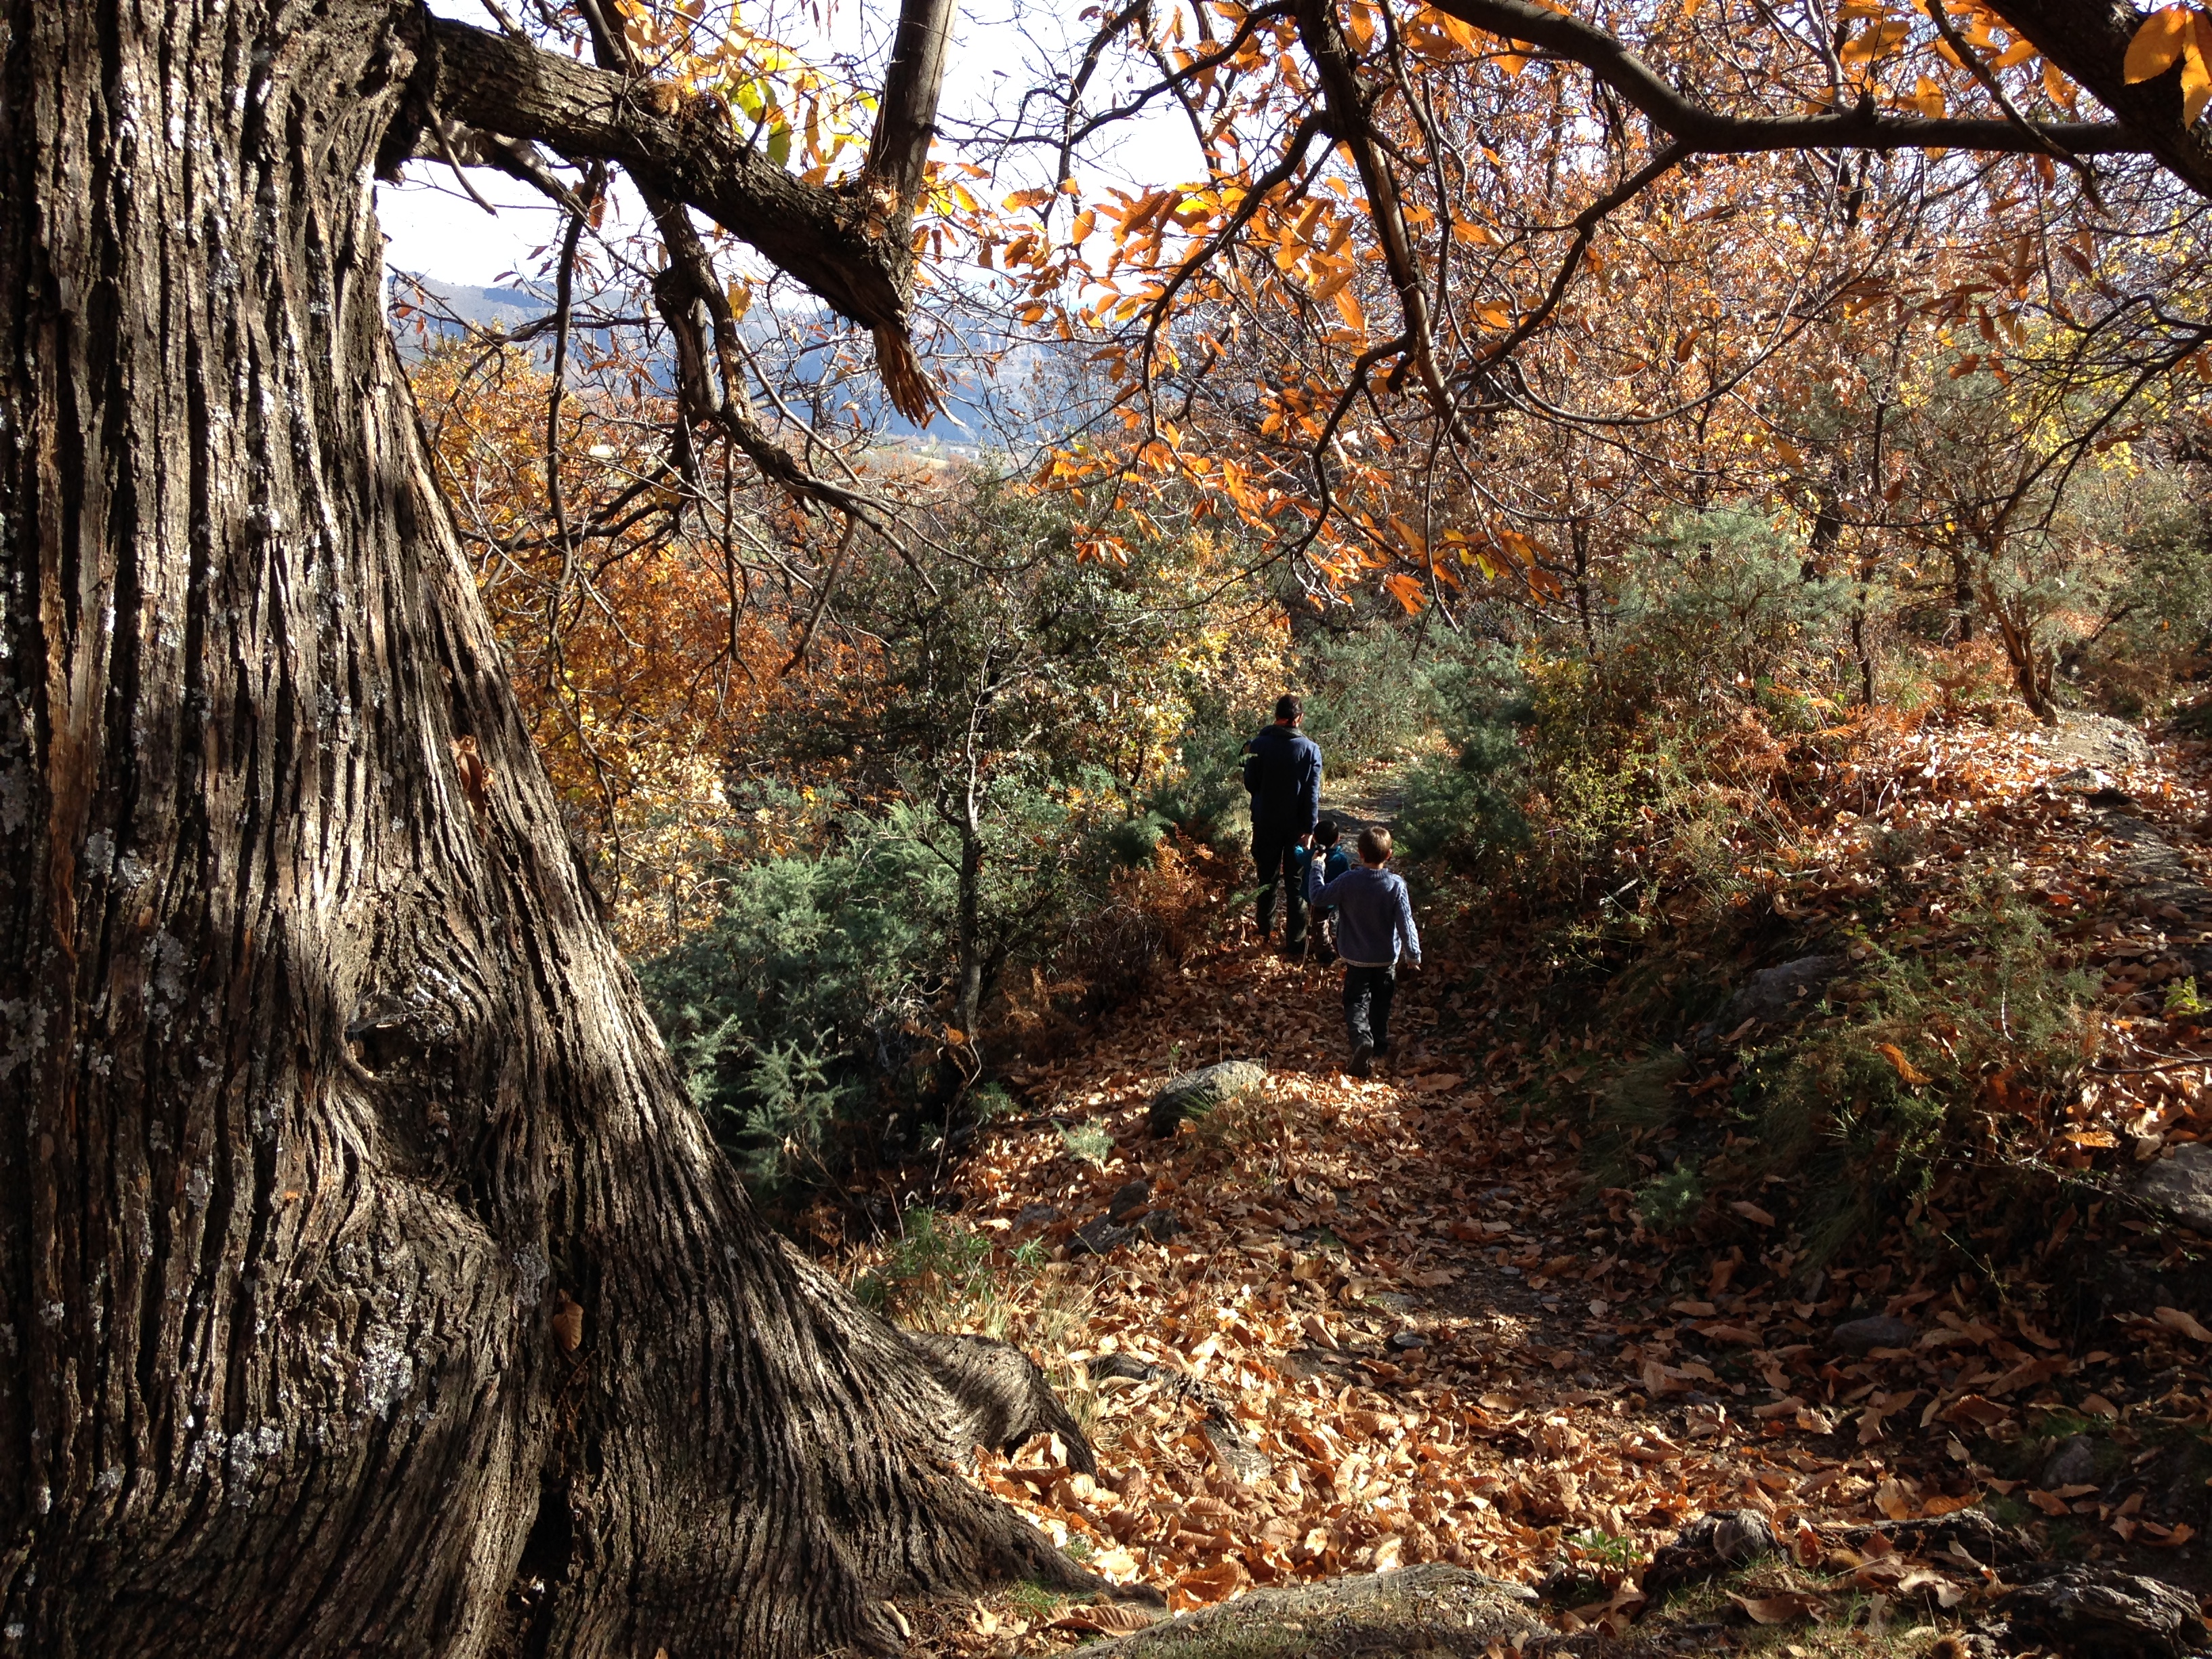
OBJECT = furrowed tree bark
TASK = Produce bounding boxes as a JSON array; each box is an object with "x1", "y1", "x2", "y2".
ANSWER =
[{"x1": 0, "y1": 2, "x2": 1101, "y2": 1654}]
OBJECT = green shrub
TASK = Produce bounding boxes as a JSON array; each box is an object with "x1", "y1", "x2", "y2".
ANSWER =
[
  {"x1": 1100, "y1": 810, "x2": 1171, "y2": 868},
  {"x1": 1147, "y1": 697, "x2": 1258, "y2": 851},
  {"x1": 1059, "y1": 1120, "x2": 1115, "y2": 1168},
  {"x1": 1733, "y1": 880, "x2": 2095, "y2": 1263},
  {"x1": 853, "y1": 1208, "x2": 1002, "y2": 1331},
  {"x1": 1635, "y1": 1163, "x2": 1706, "y2": 1231},
  {"x1": 1391, "y1": 642, "x2": 1531, "y2": 867},
  {"x1": 1297, "y1": 626, "x2": 1462, "y2": 769},
  {"x1": 852, "y1": 1208, "x2": 1088, "y2": 1351},
  {"x1": 637, "y1": 815, "x2": 947, "y2": 1189},
  {"x1": 1606, "y1": 507, "x2": 1852, "y2": 707},
  {"x1": 968, "y1": 1082, "x2": 1021, "y2": 1124}
]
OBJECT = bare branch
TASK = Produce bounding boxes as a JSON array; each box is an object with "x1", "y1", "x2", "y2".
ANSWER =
[
  {"x1": 1422, "y1": 0, "x2": 2165, "y2": 173},
  {"x1": 868, "y1": 0, "x2": 960, "y2": 217}
]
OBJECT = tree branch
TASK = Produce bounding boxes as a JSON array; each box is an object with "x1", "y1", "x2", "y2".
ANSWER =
[
  {"x1": 1986, "y1": 0, "x2": 2212, "y2": 198},
  {"x1": 1423, "y1": 0, "x2": 2165, "y2": 171},
  {"x1": 418, "y1": 18, "x2": 920, "y2": 353},
  {"x1": 868, "y1": 0, "x2": 960, "y2": 217}
]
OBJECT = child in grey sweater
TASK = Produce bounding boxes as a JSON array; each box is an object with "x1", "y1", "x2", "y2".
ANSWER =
[{"x1": 1308, "y1": 825, "x2": 1420, "y2": 1076}]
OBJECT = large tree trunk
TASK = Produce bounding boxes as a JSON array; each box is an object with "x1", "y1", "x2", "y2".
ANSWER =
[{"x1": 0, "y1": 3, "x2": 1090, "y2": 1653}]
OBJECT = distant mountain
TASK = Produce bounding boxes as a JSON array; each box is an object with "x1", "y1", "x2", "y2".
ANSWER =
[
  {"x1": 386, "y1": 270, "x2": 1097, "y2": 462},
  {"x1": 392, "y1": 276, "x2": 552, "y2": 333}
]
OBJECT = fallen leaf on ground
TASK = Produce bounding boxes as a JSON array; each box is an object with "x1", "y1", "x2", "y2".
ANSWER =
[
  {"x1": 1051, "y1": 1605, "x2": 1160, "y2": 1633},
  {"x1": 2155, "y1": 1305, "x2": 2212, "y2": 1342},
  {"x1": 1729, "y1": 1589, "x2": 1825, "y2": 1625},
  {"x1": 1877, "y1": 1042, "x2": 1931, "y2": 1086}
]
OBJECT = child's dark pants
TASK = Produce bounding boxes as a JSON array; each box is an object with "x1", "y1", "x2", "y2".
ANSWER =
[{"x1": 1343, "y1": 963, "x2": 1396, "y2": 1050}]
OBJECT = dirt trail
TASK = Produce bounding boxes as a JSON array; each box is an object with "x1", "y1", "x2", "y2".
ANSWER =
[{"x1": 872, "y1": 712, "x2": 2212, "y2": 1653}]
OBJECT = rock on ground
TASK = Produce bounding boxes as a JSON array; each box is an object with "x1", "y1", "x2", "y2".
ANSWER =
[
  {"x1": 1149, "y1": 1060, "x2": 1267, "y2": 1138},
  {"x1": 1830, "y1": 1314, "x2": 1917, "y2": 1355},
  {"x1": 1992, "y1": 1562, "x2": 2209, "y2": 1658},
  {"x1": 2053, "y1": 712, "x2": 2153, "y2": 773},
  {"x1": 1694, "y1": 956, "x2": 1841, "y2": 1046},
  {"x1": 1078, "y1": 1564, "x2": 1547, "y2": 1657},
  {"x1": 2041, "y1": 1434, "x2": 2100, "y2": 1490},
  {"x1": 2134, "y1": 1142, "x2": 2212, "y2": 1233},
  {"x1": 1639, "y1": 1509, "x2": 1780, "y2": 1603}
]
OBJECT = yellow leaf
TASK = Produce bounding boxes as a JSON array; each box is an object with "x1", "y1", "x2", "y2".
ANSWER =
[
  {"x1": 1839, "y1": 19, "x2": 1909, "y2": 63},
  {"x1": 1904, "y1": 74, "x2": 1946, "y2": 119},
  {"x1": 1311, "y1": 264, "x2": 1355, "y2": 303},
  {"x1": 2125, "y1": 5, "x2": 2192, "y2": 83},
  {"x1": 1434, "y1": 12, "x2": 1480, "y2": 51},
  {"x1": 1877, "y1": 1042, "x2": 1931, "y2": 1086},
  {"x1": 1333, "y1": 285, "x2": 1365, "y2": 331},
  {"x1": 1384, "y1": 571, "x2": 1428, "y2": 613},
  {"x1": 2186, "y1": 18, "x2": 2212, "y2": 123},
  {"x1": 2043, "y1": 60, "x2": 2078, "y2": 113}
]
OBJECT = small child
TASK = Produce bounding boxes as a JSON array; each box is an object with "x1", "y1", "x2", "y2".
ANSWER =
[
  {"x1": 1304, "y1": 819, "x2": 1354, "y2": 962},
  {"x1": 1308, "y1": 826, "x2": 1421, "y2": 1077}
]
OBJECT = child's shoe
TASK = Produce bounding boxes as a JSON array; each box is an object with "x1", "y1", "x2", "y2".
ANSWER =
[{"x1": 1349, "y1": 1039, "x2": 1374, "y2": 1078}]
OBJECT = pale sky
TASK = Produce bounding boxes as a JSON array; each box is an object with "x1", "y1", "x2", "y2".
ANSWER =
[{"x1": 378, "y1": 0, "x2": 1196, "y2": 290}]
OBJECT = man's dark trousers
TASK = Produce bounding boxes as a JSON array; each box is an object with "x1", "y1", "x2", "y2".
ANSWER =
[
  {"x1": 1253, "y1": 827, "x2": 1307, "y2": 947},
  {"x1": 1344, "y1": 962, "x2": 1396, "y2": 1050}
]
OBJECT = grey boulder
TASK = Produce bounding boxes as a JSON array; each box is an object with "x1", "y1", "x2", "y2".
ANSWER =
[
  {"x1": 2135, "y1": 1143, "x2": 2212, "y2": 1234},
  {"x1": 1147, "y1": 1059, "x2": 1265, "y2": 1138}
]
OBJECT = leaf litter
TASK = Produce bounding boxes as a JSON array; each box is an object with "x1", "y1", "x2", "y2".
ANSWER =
[{"x1": 852, "y1": 708, "x2": 2212, "y2": 1652}]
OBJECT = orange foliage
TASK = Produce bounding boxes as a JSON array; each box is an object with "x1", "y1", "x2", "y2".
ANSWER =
[{"x1": 411, "y1": 343, "x2": 800, "y2": 951}]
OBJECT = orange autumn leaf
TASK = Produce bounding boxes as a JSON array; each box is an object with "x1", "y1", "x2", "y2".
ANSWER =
[
  {"x1": 2127, "y1": 5, "x2": 2196, "y2": 83},
  {"x1": 1729, "y1": 1590, "x2": 1824, "y2": 1625},
  {"x1": 1877, "y1": 1042, "x2": 1931, "y2": 1086}
]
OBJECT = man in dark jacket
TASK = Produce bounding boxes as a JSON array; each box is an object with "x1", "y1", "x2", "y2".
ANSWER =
[{"x1": 1244, "y1": 695, "x2": 1323, "y2": 952}]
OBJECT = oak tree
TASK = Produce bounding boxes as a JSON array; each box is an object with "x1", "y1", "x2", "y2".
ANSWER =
[
  {"x1": 0, "y1": 1, "x2": 1107, "y2": 1654},
  {"x1": 8, "y1": 0, "x2": 2212, "y2": 1655}
]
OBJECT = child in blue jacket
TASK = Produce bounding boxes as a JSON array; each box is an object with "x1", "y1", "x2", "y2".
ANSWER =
[{"x1": 1304, "y1": 819, "x2": 1353, "y2": 962}]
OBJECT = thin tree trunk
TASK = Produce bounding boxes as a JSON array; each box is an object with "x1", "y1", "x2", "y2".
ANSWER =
[
  {"x1": 0, "y1": 3, "x2": 1091, "y2": 1652},
  {"x1": 1803, "y1": 483, "x2": 1842, "y2": 581},
  {"x1": 1570, "y1": 518, "x2": 1595, "y2": 648},
  {"x1": 1851, "y1": 550, "x2": 1878, "y2": 708},
  {"x1": 954, "y1": 763, "x2": 987, "y2": 1067},
  {"x1": 1980, "y1": 579, "x2": 2058, "y2": 722}
]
